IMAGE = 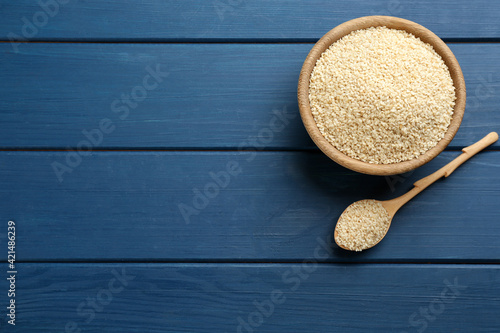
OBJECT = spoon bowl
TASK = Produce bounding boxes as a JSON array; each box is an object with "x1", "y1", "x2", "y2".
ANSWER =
[{"x1": 334, "y1": 132, "x2": 498, "y2": 251}]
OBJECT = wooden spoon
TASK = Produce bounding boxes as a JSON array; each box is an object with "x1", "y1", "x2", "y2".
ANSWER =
[{"x1": 334, "y1": 132, "x2": 499, "y2": 251}]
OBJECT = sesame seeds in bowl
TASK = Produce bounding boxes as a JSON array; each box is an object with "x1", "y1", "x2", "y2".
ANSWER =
[{"x1": 298, "y1": 16, "x2": 466, "y2": 175}]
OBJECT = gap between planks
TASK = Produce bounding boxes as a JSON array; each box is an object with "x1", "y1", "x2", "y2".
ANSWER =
[
  {"x1": 4, "y1": 260, "x2": 500, "y2": 265},
  {"x1": 1, "y1": 147, "x2": 499, "y2": 152},
  {"x1": 1, "y1": 39, "x2": 500, "y2": 44}
]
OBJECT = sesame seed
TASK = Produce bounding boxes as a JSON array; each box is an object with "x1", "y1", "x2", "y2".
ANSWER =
[
  {"x1": 335, "y1": 200, "x2": 391, "y2": 251},
  {"x1": 309, "y1": 27, "x2": 456, "y2": 164}
]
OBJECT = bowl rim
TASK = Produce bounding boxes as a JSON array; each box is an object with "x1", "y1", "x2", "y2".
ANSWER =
[{"x1": 297, "y1": 15, "x2": 466, "y2": 176}]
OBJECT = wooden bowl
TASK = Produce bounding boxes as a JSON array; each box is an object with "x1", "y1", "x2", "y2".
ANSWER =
[{"x1": 297, "y1": 16, "x2": 466, "y2": 176}]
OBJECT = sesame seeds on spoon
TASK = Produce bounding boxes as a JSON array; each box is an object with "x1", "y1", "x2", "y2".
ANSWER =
[
  {"x1": 334, "y1": 132, "x2": 498, "y2": 252},
  {"x1": 335, "y1": 200, "x2": 391, "y2": 252}
]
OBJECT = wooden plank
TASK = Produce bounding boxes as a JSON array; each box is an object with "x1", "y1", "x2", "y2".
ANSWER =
[
  {"x1": 1, "y1": 1, "x2": 500, "y2": 41},
  {"x1": 0, "y1": 43, "x2": 499, "y2": 149},
  {"x1": 1, "y1": 150, "x2": 499, "y2": 261},
  {"x1": 0, "y1": 263, "x2": 499, "y2": 332}
]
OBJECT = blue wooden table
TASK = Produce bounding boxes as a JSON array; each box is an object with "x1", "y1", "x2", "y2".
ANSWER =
[{"x1": 1, "y1": 1, "x2": 500, "y2": 332}]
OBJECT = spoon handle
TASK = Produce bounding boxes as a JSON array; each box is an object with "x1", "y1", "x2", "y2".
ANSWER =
[
  {"x1": 384, "y1": 132, "x2": 498, "y2": 214},
  {"x1": 413, "y1": 132, "x2": 498, "y2": 189}
]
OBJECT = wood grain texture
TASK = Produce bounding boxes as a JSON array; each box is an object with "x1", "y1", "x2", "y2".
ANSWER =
[
  {"x1": 1, "y1": 150, "x2": 499, "y2": 261},
  {"x1": 0, "y1": 43, "x2": 499, "y2": 149},
  {"x1": 0, "y1": 263, "x2": 498, "y2": 332},
  {"x1": 1, "y1": 0, "x2": 500, "y2": 41},
  {"x1": 1, "y1": 1, "x2": 500, "y2": 332}
]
